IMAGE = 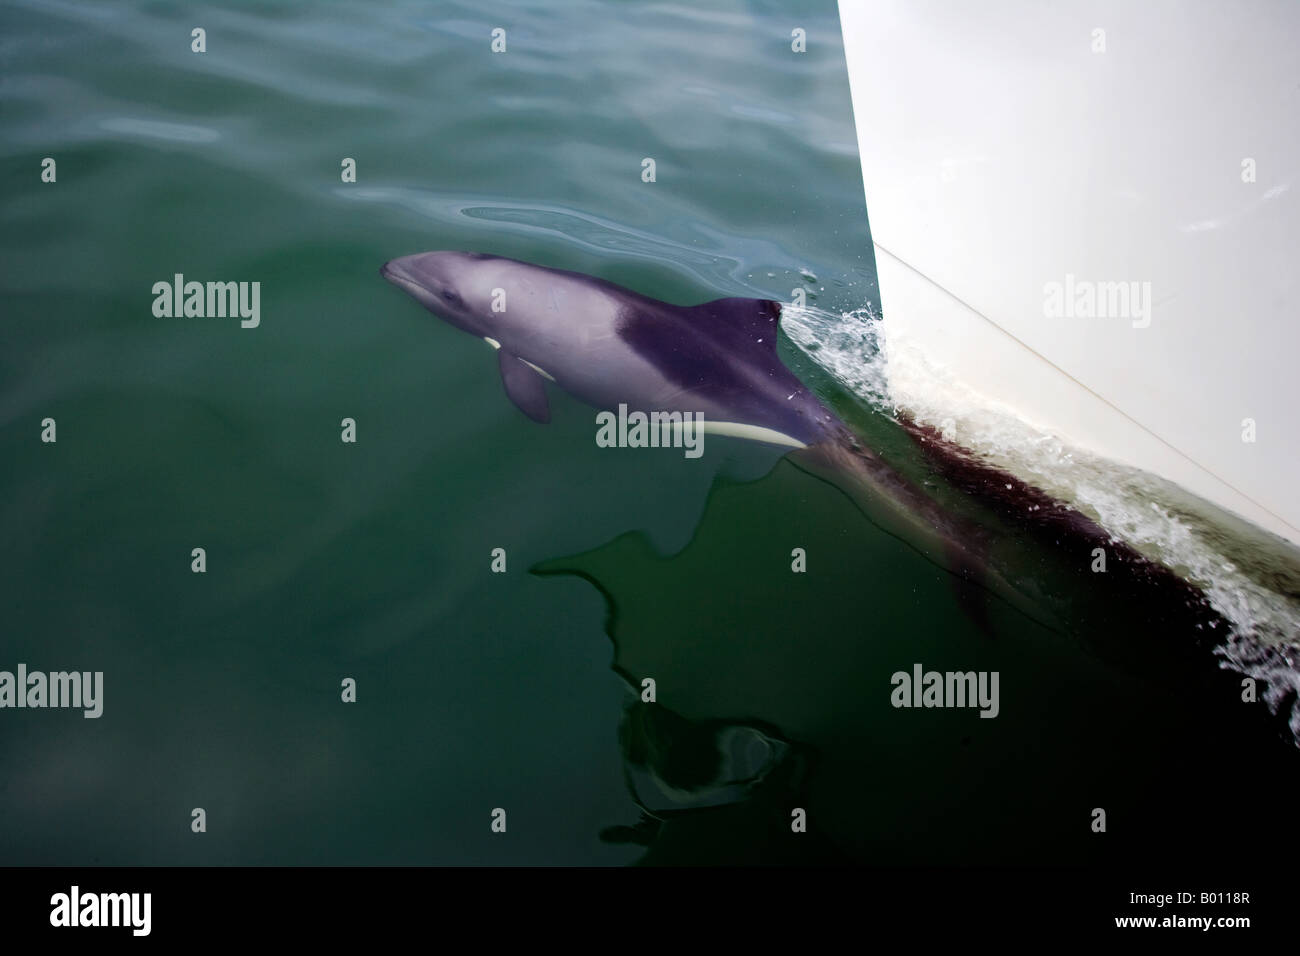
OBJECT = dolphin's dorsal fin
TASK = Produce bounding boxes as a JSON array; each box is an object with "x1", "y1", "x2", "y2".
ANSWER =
[
  {"x1": 689, "y1": 298, "x2": 782, "y2": 348},
  {"x1": 499, "y1": 350, "x2": 551, "y2": 423}
]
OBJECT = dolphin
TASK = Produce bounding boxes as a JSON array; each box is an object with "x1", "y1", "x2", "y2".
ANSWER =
[
  {"x1": 380, "y1": 251, "x2": 1029, "y2": 615},
  {"x1": 380, "y1": 251, "x2": 843, "y2": 448}
]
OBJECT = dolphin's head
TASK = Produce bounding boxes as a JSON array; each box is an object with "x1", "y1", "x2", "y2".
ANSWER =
[{"x1": 380, "y1": 251, "x2": 503, "y2": 336}]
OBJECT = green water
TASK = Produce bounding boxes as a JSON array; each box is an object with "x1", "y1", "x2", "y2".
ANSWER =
[{"x1": 2, "y1": 0, "x2": 1297, "y2": 866}]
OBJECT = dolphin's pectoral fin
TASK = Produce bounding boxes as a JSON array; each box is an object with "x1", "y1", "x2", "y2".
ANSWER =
[{"x1": 498, "y1": 350, "x2": 551, "y2": 423}]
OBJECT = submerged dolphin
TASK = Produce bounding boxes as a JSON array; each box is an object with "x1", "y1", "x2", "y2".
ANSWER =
[{"x1": 380, "y1": 251, "x2": 1022, "y2": 610}]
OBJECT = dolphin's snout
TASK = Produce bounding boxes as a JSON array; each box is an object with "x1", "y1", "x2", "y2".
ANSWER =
[
  {"x1": 380, "y1": 258, "x2": 411, "y2": 283},
  {"x1": 381, "y1": 252, "x2": 458, "y2": 291},
  {"x1": 381, "y1": 257, "x2": 427, "y2": 296}
]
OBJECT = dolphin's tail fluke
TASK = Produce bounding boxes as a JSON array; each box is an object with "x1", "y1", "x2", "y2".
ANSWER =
[{"x1": 788, "y1": 430, "x2": 1052, "y2": 632}]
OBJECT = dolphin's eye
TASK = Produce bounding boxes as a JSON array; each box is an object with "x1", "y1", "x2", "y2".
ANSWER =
[{"x1": 442, "y1": 289, "x2": 462, "y2": 305}]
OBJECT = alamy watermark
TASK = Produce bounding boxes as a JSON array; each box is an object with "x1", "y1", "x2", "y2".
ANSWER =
[
  {"x1": 890, "y1": 663, "x2": 999, "y2": 718},
  {"x1": 1043, "y1": 274, "x2": 1151, "y2": 328},
  {"x1": 50, "y1": 886, "x2": 150, "y2": 936},
  {"x1": 152, "y1": 273, "x2": 260, "y2": 328},
  {"x1": 0, "y1": 664, "x2": 102, "y2": 717},
  {"x1": 595, "y1": 404, "x2": 705, "y2": 459}
]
